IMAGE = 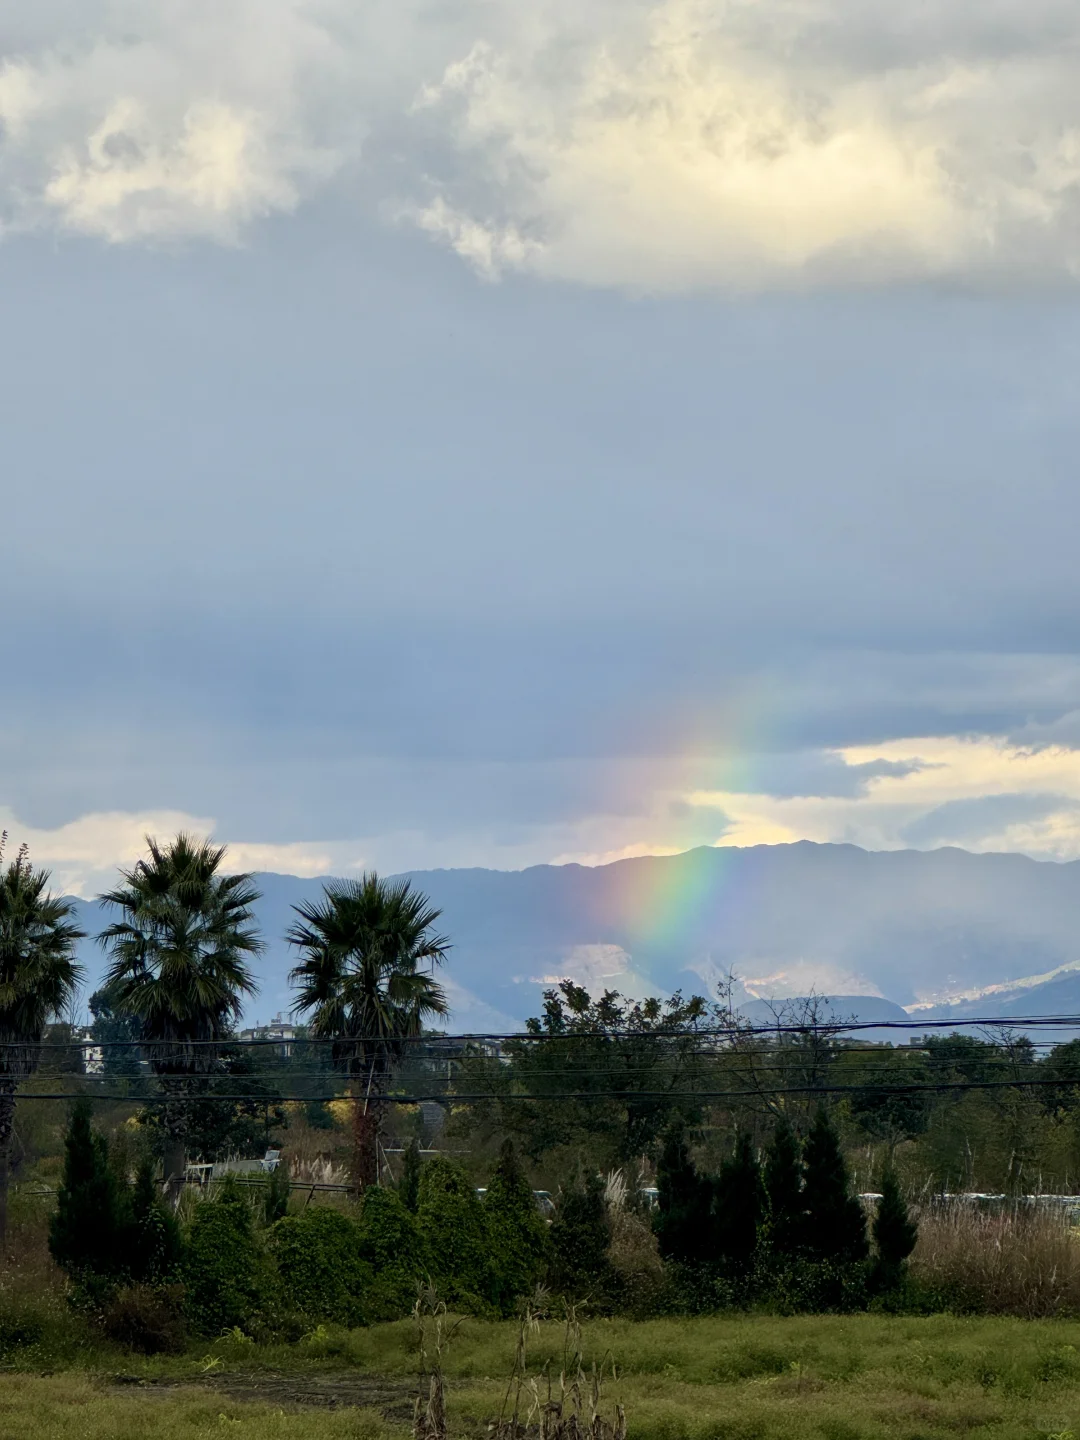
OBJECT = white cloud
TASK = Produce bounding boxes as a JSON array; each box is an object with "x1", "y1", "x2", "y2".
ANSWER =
[{"x1": 1, "y1": 1, "x2": 1080, "y2": 282}]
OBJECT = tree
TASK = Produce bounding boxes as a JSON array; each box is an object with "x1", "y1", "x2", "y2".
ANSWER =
[
  {"x1": 871, "y1": 1167, "x2": 917, "y2": 1291},
  {"x1": 801, "y1": 1108, "x2": 868, "y2": 1264},
  {"x1": 399, "y1": 1138, "x2": 423, "y2": 1212},
  {"x1": 88, "y1": 987, "x2": 144, "y2": 1082},
  {"x1": 653, "y1": 1120, "x2": 714, "y2": 1264},
  {"x1": 713, "y1": 1131, "x2": 764, "y2": 1271},
  {"x1": 288, "y1": 874, "x2": 449, "y2": 1188},
  {"x1": 547, "y1": 1171, "x2": 611, "y2": 1296},
  {"x1": 98, "y1": 834, "x2": 261, "y2": 1193},
  {"x1": 0, "y1": 835, "x2": 84, "y2": 1241},
  {"x1": 416, "y1": 1156, "x2": 491, "y2": 1304},
  {"x1": 484, "y1": 1140, "x2": 549, "y2": 1313},
  {"x1": 127, "y1": 1157, "x2": 184, "y2": 1283},
  {"x1": 49, "y1": 1098, "x2": 127, "y2": 1284},
  {"x1": 762, "y1": 1116, "x2": 803, "y2": 1257}
]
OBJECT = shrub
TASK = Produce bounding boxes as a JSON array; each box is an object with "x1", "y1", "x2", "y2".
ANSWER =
[
  {"x1": 358, "y1": 1185, "x2": 429, "y2": 1320},
  {"x1": 653, "y1": 1122, "x2": 714, "y2": 1264},
  {"x1": 713, "y1": 1132, "x2": 764, "y2": 1271},
  {"x1": 399, "y1": 1139, "x2": 422, "y2": 1213},
  {"x1": 127, "y1": 1161, "x2": 184, "y2": 1285},
  {"x1": 762, "y1": 1117, "x2": 803, "y2": 1257},
  {"x1": 268, "y1": 1207, "x2": 369, "y2": 1326},
  {"x1": 608, "y1": 1206, "x2": 667, "y2": 1317},
  {"x1": 183, "y1": 1184, "x2": 264, "y2": 1336},
  {"x1": 102, "y1": 1284, "x2": 187, "y2": 1354},
  {"x1": 484, "y1": 1141, "x2": 549, "y2": 1314},
  {"x1": 416, "y1": 1157, "x2": 491, "y2": 1307}
]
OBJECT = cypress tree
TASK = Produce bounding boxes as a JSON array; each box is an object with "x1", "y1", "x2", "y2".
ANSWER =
[
  {"x1": 801, "y1": 1108, "x2": 868, "y2": 1263},
  {"x1": 399, "y1": 1138, "x2": 422, "y2": 1213},
  {"x1": 127, "y1": 1158, "x2": 184, "y2": 1284},
  {"x1": 713, "y1": 1132, "x2": 764, "y2": 1270},
  {"x1": 49, "y1": 1098, "x2": 127, "y2": 1282},
  {"x1": 485, "y1": 1140, "x2": 549, "y2": 1312},
  {"x1": 653, "y1": 1120, "x2": 714, "y2": 1264},
  {"x1": 548, "y1": 1171, "x2": 611, "y2": 1295},
  {"x1": 871, "y1": 1167, "x2": 917, "y2": 1290},
  {"x1": 763, "y1": 1116, "x2": 803, "y2": 1257}
]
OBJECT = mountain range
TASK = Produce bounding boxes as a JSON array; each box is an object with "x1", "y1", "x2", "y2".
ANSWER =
[{"x1": 62, "y1": 841, "x2": 1080, "y2": 1034}]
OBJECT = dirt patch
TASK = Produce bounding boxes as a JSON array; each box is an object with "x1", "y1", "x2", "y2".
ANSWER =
[{"x1": 110, "y1": 1369, "x2": 418, "y2": 1419}]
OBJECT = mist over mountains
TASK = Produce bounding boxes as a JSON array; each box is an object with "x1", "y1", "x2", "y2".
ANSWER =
[{"x1": 64, "y1": 842, "x2": 1080, "y2": 1032}]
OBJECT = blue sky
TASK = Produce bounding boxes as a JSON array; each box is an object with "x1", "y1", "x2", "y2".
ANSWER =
[{"x1": 5, "y1": 0, "x2": 1080, "y2": 894}]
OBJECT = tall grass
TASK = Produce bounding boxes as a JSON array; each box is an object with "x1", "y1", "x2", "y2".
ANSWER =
[{"x1": 911, "y1": 1202, "x2": 1080, "y2": 1317}]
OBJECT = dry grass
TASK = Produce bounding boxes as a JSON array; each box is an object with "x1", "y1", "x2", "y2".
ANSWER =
[{"x1": 911, "y1": 1204, "x2": 1080, "y2": 1318}]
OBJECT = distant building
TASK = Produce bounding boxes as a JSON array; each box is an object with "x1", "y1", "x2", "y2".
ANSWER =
[{"x1": 239, "y1": 1012, "x2": 297, "y2": 1057}]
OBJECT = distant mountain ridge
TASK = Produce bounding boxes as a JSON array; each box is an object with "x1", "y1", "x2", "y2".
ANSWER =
[{"x1": 63, "y1": 841, "x2": 1080, "y2": 1031}]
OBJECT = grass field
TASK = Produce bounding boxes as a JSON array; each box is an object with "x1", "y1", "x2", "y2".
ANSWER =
[{"x1": 8, "y1": 1314, "x2": 1080, "y2": 1438}]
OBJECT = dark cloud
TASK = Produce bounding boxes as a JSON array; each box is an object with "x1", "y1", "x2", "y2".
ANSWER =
[{"x1": 900, "y1": 793, "x2": 1079, "y2": 848}]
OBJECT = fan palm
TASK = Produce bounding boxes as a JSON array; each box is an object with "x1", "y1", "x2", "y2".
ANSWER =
[
  {"x1": 288, "y1": 874, "x2": 449, "y2": 1187},
  {"x1": 0, "y1": 834, "x2": 85, "y2": 1241},
  {"x1": 98, "y1": 834, "x2": 261, "y2": 1191}
]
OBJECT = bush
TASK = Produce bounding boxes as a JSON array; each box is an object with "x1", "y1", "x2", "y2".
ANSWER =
[
  {"x1": 653, "y1": 1122, "x2": 714, "y2": 1264},
  {"x1": 182, "y1": 1184, "x2": 264, "y2": 1336},
  {"x1": 102, "y1": 1284, "x2": 187, "y2": 1354},
  {"x1": 416, "y1": 1157, "x2": 491, "y2": 1307},
  {"x1": 801, "y1": 1109, "x2": 868, "y2": 1263},
  {"x1": 484, "y1": 1141, "x2": 549, "y2": 1314},
  {"x1": 268, "y1": 1207, "x2": 369, "y2": 1326},
  {"x1": 357, "y1": 1186, "x2": 429, "y2": 1320},
  {"x1": 126, "y1": 1161, "x2": 185, "y2": 1285},
  {"x1": 49, "y1": 1099, "x2": 128, "y2": 1286},
  {"x1": 870, "y1": 1168, "x2": 918, "y2": 1293}
]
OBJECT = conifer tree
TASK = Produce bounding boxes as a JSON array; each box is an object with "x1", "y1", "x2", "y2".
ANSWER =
[
  {"x1": 653, "y1": 1120, "x2": 714, "y2": 1264},
  {"x1": 400, "y1": 1138, "x2": 422, "y2": 1212},
  {"x1": 801, "y1": 1108, "x2": 868, "y2": 1263},
  {"x1": 763, "y1": 1116, "x2": 803, "y2": 1256},
  {"x1": 127, "y1": 1158, "x2": 184, "y2": 1284},
  {"x1": 548, "y1": 1171, "x2": 611, "y2": 1294},
  {"x1": 871, "y1": 1167, "x2": 917, "y2": 1290},
  {"x1": 49, "y1": 1098, "x2": 127, "y2": 1282},
  {"x1": 713, "y1": 1131, "x2": 765, "y2": 1270},
  {"x1": 485, "y1": 1139, "x2": 549, "y2": 1312}
]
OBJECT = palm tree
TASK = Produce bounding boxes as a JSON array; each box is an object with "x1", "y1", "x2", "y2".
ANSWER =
[
  {"x1": 98, "y1": 834, "x2": 261, "y2": 1193},
  {"x1": 288, "y1": 874, "x2": 449, "y2": 1187},
  {"x1": 0, "y1": 834, "x2": 84, "y2": 1242}
]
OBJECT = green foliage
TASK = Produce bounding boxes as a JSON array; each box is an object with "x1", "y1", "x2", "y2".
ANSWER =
[
  {"x1": 416, "y1": 1156, "x2": 491, "y2": 1305},
  {"x1": 127, "y1": 1159, "x2": 185, "y2": 1284},
  {"x1": 762, "y1": 1116, "x2": 803, "y2": 1256},
  {"x1": 49, "y1": 1099, "x2": 128, "y2": 1284},
  {"x1": 101, "y1": 1283, "x2": 187, "y2": 1354},
  {"x1": 871, "y1": 1167, "x2": 918, "y2": 1291},
  {"x1": 399, "y1": 1138, "x2": 422, "y2": 1212},
  {"x1": 357, "y1": 1185, "x2": 428, "y2": 1320},
  {"x1": 548, "y1": 1171, "x2": 611, "y2": 1297},
  {"x1": 484, "y1": 1140, "x2": 549, "y2": 1313},
  {"x1": 713, "y1": 1132, "x2": 764, "y2": 1271},
  {"x1": 87, "y1": 988, "x2": 143, "y2": 1081},
  {"x1": 182, "y1": 1183, "x2": 264, "y2": 1336},
  {"x1": 263, "y1": 1160, "x2": 291, "y2": 1225},
  {"x1": 267, "y1": 1207, "x2": 369, "y2": 1326},
  {"x1": 801, "y1": 1109, "x2": 868, "y2": 1264},
  {"x1": 653, "y1": 1121, "x2": 714, "y2": 1264}
]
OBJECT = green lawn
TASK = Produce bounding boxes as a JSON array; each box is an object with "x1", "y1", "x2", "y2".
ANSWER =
[{"x1": 8, "y1": 1314, "x2": 1080, "y2": 1438}]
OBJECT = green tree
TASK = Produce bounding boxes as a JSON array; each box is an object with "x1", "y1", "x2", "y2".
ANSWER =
[
  {"x1": 416, "y1": 1155, "x2": 490, "y2": 1304},
  {"x1": 88, "y1": 987, "x2": 144, "y2": 1082},
  {"x1": 801, "y1": 1108, "x2": 868, "y2": 1264},
  {"x1": 357, "y1": 1185, "x2": 429, "y2": 1320},
  {"x1": 268, "y1": 1207, "x2": 369, "y2": 1326},
  {"x1": 399, "y1": 1138, "x2": 423, "y2": 1212},
  {"x1": 183, "y1": 1179, "x2": 264, "y2": 1335},
  {"x1": 127, "y1": 1158, "x2": 185, "y2": 1284},
  {"x1": 763, "y1": 1116, "x2": 803, "y2": 1257},
  {"x1": 548, "y1": 1171, "x2": 611, "y2": 1297},
  {"x1": 871, "y1": 1167, "x2": 918, "y2": 1291},
  {"x1": 484, "y1": 1140, "x2": 549, "y2": 1313},
  {"x1": 288, "y1": 874, "x2": 449, "y2": 1188},
  {"x1": 98, "y1": 834, "x2": 261, "y2": 1193},
  {"x1": 653, "y1": 1120, "x2": 714, "y2": 1264},
  {"x1": 49, "y1": 1098, "x2": 127, "y2": 1284},
  {"x1": 0, "y1": 836, "x2": 84, "y2": 1241},
  {"x1": 713, "y1": 1131, "x2": 764, "y2": 1271}
]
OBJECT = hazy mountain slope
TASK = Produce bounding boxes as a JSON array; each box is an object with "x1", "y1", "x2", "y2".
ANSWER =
[{"x1": 64, "y1": 842, "x2": 1080, "y2": 1029}]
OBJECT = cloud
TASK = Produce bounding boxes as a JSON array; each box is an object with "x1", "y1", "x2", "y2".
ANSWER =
[
  {"x1": 900, "y1": 792, "x2": 1080, "y2": 847},
  {"x1": 3, "y1": 0, "x2": 1080, "y2": 284}
]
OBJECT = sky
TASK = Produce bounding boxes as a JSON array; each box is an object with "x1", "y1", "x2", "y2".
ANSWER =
[{"x1": 4, "y1": 0, "x2": 1080, "y2": 896}]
